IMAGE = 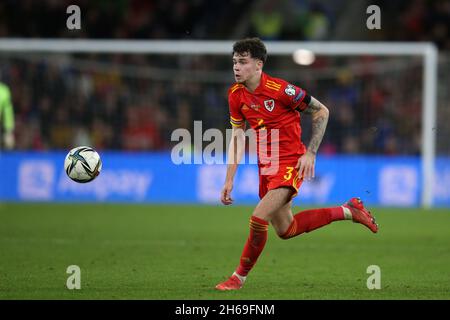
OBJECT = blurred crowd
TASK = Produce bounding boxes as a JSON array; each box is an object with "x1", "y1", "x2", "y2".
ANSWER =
[
  {"x1": 0, "y1": 0, "x2": 252, "y2": 40},
  {"x1": 1, "y1": 53, "x2": 427, "y2": 155},
  {"x1": 374, "y1": 0, "x2": 450, "y2": 50},
  {"x1": 0, "y1": 0, "x2": 448, "y2": 155},
  {"x1": 0, "y1": 0, "x2": 448, "y2": 49}
]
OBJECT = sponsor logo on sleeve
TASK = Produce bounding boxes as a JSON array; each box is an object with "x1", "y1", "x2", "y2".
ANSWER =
[{"x1": 284, "y1": 84, "x2": 296, "y2": 96}]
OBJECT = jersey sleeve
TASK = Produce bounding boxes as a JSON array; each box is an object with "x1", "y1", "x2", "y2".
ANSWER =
[
  {"x1": 228, "y1": 92, "x2": 245, "y2": 127},
  {"x1": 279, "y1": 82, "x2": 309, "y2": 111}
]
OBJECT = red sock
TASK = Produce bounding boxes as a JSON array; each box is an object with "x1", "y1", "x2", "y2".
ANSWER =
[
  {"x1": 281, "y1": 207, "x2": 345, "y2": 239},
  {"x1": 236, "y1": 216, "x2": 269, "y2": 277}
]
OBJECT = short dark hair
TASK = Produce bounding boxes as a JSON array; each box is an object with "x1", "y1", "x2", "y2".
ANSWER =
[{"x1": 232, "y1": 37, "x2": 267, "y2": 64}]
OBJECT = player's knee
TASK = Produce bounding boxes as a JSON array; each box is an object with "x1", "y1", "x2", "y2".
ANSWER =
[
  {"x1": 273, "y1": 221, "x2": 295, "y2": 239},
  {"x1": 279, "y1": 232, "x2": 297, "y2": 240},
  {"x1": 277, "y1": 227, "x2": 295, "y2": 239},
  {"x1": 277, "y1": 232, "x2": 289, "y2": 240},
  {"x1": 271, "y1": 223, "x2": 288, "y2": 239}
]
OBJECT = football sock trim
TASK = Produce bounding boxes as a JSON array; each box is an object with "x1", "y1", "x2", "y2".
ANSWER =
[
  {"x1": 233, "y1": 272, "x2": 246, "y2": 284},
  {"x1": 342, "y1": 206, "x2": 353, "y2": 220}
]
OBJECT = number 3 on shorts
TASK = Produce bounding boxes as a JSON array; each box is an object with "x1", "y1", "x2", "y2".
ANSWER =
[{"x1": 283, "y1": 166, "x2": 294, "y2": 180}]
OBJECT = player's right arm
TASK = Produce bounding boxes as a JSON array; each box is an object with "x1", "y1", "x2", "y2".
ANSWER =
[
  {"x1": 221, "y1": 88, "x2": 246, "y2": 205},
  {"x1": 221, "y1": 124, "x2": 246, "y2": 205}
]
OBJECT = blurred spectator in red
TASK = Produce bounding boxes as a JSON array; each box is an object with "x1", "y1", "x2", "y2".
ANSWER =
[{"x1": 122, "y1": 106, "x2": 162, "y2": 151}]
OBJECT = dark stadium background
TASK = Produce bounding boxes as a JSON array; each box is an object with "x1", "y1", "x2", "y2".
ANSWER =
[{"x1": 0, "y1": 0, "x2": 449, "y2": 304}]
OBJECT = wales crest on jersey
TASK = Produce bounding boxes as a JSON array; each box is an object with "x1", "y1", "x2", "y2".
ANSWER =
[{"x1": 264, "y1": 99, "x2": 275, "y2": 112}]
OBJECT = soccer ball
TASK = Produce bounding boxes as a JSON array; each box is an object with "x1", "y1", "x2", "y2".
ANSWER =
[{"x1": 64, "y1": 146, "x2": 102, "y2": 183}]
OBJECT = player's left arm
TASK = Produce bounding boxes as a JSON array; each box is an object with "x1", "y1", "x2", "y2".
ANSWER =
[
  {"x1": 296, "y1": 96, "x2": 329, "y2": 180},
  {"x1": 302, "y1": 96, "x2": 329, "y2": 155}
]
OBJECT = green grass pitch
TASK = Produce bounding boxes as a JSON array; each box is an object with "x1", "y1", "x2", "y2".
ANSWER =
[{"x1": 0, "y1": 203, "x2": 449, "y2": 299}]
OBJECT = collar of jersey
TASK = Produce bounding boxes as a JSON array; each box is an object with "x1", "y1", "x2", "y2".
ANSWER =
[{"x1": 243, "y1": 72, "x2": 267, "y2": 94}]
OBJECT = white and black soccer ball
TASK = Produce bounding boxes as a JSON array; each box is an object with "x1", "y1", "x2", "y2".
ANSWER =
[{"x1": 64, "y1": 146, "x2": 102, "y2": 183}]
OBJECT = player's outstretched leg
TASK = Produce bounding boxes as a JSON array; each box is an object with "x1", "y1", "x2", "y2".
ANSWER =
[
  {"x1": 343, "y1": 197, "x2": 378, "y2": 233},
  {"x1": 277, "y1": 197, "x2": 378, "y2": 239}
]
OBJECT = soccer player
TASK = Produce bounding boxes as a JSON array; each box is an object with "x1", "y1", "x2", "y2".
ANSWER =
[{"x1": 215, "y1": 38, "x2": 378, "y2": 291}]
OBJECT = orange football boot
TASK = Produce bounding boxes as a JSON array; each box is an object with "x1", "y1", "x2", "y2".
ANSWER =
[
  {"x1": 215, "y1": 274, "x2": 243, "y2": 291},
  {"x1": 344, "y1": 197, "x2": 379, "y2": 233}
]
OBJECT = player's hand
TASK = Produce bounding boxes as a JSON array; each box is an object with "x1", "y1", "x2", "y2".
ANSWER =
[
  {"x1": 296, "y1": 150, "x2": 316, "y2": 180},
  {"x1": 221, "y1": 181, "x2": 234, "y2": 205}
]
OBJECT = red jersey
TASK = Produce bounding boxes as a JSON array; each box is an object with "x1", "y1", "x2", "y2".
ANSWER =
[{"x1": 228, "y1": 72, "x2": 309, "y2": 167}]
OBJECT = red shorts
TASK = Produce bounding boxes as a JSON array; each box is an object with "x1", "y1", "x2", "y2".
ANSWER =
[{"x1": 258, "y1": 161, "x2": 303, "y2": 199}]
